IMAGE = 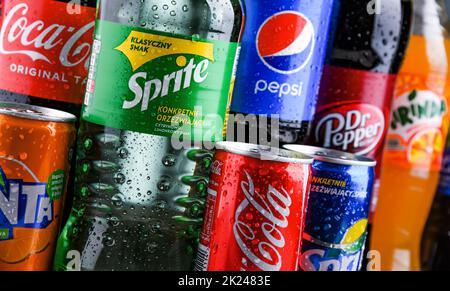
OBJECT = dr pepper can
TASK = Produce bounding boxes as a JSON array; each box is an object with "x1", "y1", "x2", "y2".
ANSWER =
[
  {"x1": 0, "y1": 103, "x2": 76, "y2": 271},
  {"x1": 195, "y1": 142, "x2": 313, "y2": 271}
]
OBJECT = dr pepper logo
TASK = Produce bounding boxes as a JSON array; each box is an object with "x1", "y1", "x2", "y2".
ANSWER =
[
  {"x1": 313, "y1": 103, "x2": 385, "y2": 155},
  {"x1": 0, "y1": 0, "x2": 96, "y2": 103}
]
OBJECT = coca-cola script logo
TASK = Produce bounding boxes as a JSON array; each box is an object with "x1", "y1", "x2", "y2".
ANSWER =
[
  {"x1": 314, "y1": 104, "x2": 385, "y2": 155},
  {"x1": 233, "y1": 170, "x2": 292, "y2": 271},
  {"x1": 0, "y1": 2, "x2": 94, "y2": 68}
]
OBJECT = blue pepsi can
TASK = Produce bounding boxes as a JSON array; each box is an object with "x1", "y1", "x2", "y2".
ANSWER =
[
  {"x1": 284, "y1": 145, "x2": 376, "y2": 271},
  {"x1": 231, "y1": 0, "x2": 335, "y2": 124}
]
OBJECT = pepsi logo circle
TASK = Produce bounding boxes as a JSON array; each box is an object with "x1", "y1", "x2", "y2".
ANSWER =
[{"x1": 256, "y1": 11, "x2": 316, "y2": 75}]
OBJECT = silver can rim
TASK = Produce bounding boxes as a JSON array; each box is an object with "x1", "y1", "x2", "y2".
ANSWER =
[
  {"x1": 0, "y1": 102, "x2": 76, "y2": 123},
  {"x1": 283, "y1": 145, "x2": 377, "y2": 167},
  {"x1": 215, "y1": 141, "x2": 314, "y2": 164}
]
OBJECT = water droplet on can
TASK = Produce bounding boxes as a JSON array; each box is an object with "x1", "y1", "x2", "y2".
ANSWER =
[{"x1": 162, "y1": 154, "x2": 177, "y2": 167}]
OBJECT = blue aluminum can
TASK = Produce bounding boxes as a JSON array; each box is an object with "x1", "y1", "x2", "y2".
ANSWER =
[
  {"x1": 284, "y1": 145, "x2": 376, "y2": 271},
  {"x1": 438, "y1": 145, "x2": 450, "y2": 196},
  {"x1": 231, "y1": 0, "x2": 336, "y2": 123}
]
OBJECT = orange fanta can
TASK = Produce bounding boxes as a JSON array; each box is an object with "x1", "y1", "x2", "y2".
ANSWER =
[
  {"x1": 0, "y1": 103, "x2": 76, "y2": 271},
  {"x1": 371, "y1": 0, "x2": 450, "y2": 271}
]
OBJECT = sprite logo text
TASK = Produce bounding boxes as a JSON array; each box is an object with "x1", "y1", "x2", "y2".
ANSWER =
[
  {"x1": 300, "y1": 248, "x2": 362, "y2": 271},
  {"x1": 114, "y1": 30, "x2": 214, "y2": 112},
  {"x1": 0, "y1": 167, "x2": 53, "y2": 240},
  {"x1": 125, "y1": 56, "x2": 210, "y2": 111}
]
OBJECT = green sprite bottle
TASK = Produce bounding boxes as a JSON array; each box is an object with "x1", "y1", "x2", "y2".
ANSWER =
[{"x1": 53, "y1": 0, "x2": 243, "y2": 271}]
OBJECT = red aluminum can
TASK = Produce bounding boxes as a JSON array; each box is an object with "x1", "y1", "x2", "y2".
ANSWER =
[{"x1": 195, "y1": 142, "x2": 313, "y2": 271}]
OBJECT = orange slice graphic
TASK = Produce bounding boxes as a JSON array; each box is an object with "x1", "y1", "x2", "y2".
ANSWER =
[
  {"x1": 407, "y1": 129, "x2": 443, "y2": 165},
  {"x1": 0, "y1": 227, "x2": 52, "y2": 264}
]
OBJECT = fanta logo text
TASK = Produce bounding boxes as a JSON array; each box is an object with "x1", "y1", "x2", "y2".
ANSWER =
[
  {"x1": 0, "y1": 168, "x2": 52, "y2": 235},
  {"x1": 125, "y1": 56, "x2": 209, "y2": 111},
  {"x1": 233, "y1": 170, "x2": 292, "y2": 271},
  {"x1": 0, "y1": 3, "x2": 94, "y2": 68},
  {"x1": 300, "y1": 249, "x2": 362, "y2": 271},
  {"x1": 315, "y1": 105, "x2": 385, "y2": 155},
  {"x1": 391, "y1": 90, "x2": 447, "y2": 130}
]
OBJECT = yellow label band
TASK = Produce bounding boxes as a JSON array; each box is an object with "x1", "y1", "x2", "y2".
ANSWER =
[{"x1": 115, "y1": 31, "x2": 215, "y2": 71}]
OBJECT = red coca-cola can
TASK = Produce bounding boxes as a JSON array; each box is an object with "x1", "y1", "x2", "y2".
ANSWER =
[{"x1": 195, "y1": 142, "x2": 313, "y2": 271}]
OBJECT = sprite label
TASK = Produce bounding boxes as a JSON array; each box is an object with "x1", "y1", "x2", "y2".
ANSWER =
[{"x1": 82, "y1": 20, "x2": 239, "y2": 141}]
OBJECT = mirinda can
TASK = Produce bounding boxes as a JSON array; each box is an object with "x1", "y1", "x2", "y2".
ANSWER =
[
  {"x1": 0, "y1": 103, "x2": 76, "y2": 271},
  {"x1": 195, "y1": 142, "x2": 313, "y2": 271}
]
